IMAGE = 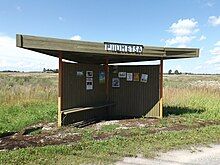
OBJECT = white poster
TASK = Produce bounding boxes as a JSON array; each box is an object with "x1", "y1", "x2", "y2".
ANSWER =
[
  {"x1": 86, "y1": 71, "x2": 93, "y2": 77},
  {"x1": 141, "y1": 74, "x2": 148, "y2": 83},
  {"x1": 118, "y1": 72, "x2": 126, "y2": 78},
  {"x1": 86, "y1": 78, "x2": 93, "y2": 90},
  {"x1": 112, "y1": 78, "x2": 120, "y2": 88},
  {"x1": 126, "y1": 73, "x2": 133, "y2": 81},
  {"x1": 76, "y1": 71, "x2": 83, "y2": 76}
]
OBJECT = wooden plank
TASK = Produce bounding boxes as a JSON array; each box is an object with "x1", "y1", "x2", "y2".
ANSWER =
[
  {"x1": 16, "y1": 34, "x2": 22, "y2": 47},
  {"x1": 16, "y1": 34, "x2": 199, "y2": 61},
  {"x1": 159, "y1": 59, "x2": 163, "y2": 118},
  {"x1": 105, "y1": 59, "x2": 109, "y2": 102},
  {"x1": 62, "y1": 103, "x2": 116, "y2": 115},
  {"x1": 58, "y1": 53, "x2": 63, "y2": 127}
]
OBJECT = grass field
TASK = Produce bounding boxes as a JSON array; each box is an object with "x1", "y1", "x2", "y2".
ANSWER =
[{"x1": 0, "y1": 72, "x2": 220, "y2": 164}]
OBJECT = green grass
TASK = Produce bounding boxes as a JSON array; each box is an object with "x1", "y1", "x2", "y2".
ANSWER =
[
  {"x1": 0, "y1": 101, "x2": 57, "y2": 134},
  {"x1": 0, "y1": 125, "x2": 219, "y2": 164},
  {"x1": 0, "y1": 73, "x2": 219, "y2": 164}
]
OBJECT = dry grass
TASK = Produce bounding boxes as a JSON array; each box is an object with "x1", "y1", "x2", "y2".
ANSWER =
[
  {"x1": 0, "y1": 73, "x2": 220, "y2": 164},
  {"x1": 0, "y1": 73, "x2": 58, "y2": 105}
]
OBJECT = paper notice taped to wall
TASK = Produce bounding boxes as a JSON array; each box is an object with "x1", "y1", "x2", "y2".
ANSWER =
[
  {"x1": 126, "y1": 73, "x2": 133, "y2": 81},
  {"x1": 141, "y1": 74, "x2": 148, "y2": 83},
  {"x1": 86, "y1": 78, "x2": 93, "y2": 90}
]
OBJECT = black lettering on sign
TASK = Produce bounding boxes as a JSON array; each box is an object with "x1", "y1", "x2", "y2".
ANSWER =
[{"x1": 104, "y1": 42, "x2": 143, "y2": 54}]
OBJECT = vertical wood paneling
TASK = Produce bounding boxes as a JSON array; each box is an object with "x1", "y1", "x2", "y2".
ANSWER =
[
  {"x1": 109, "y1": 65, "x2": 160, "y2": 118},
  {"x1": 62, "y1": 63, "x2": 160, "y2": 125},
  {"x1": 62, "y1": 62, "x2": 106, "y2": 109},
  {"x1": 62, "y1": 62, "x2": 106, "y2": 124}
]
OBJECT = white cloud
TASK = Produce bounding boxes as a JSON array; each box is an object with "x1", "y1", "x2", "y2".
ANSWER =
[
  {"x1": 165, "y1": 36, "x2": 195, "y2": 47},
  {"x1": 0, "y1": 35, "x2": 58, "y2": 71},
  {"x1": 208, "y1": 16, "x2": 220, "y2": 26},
  {"x1": 198, "y1": 35, "x2": 206, "y2": 41},
  {"x1": 206, "y1": 55, "x2": 220, "y2": 65},
  {"x1": 168, "y1": 18, "x2": 199, "y2": 36},
  {"x1": 70, "y1": 35, "x2": 81, "y2": 40},
  {"x1": 198, "y1": 0, "x2": 215, "y2": 7},
  {"x1": 206, "y1": 41, "x2": 220, "y2": 70},
  {"x1": 214, "y1": 41, "x2": 220, "y2": 46},
  {"x1": 194, "y1": 65, "x2": 202, "y2": 70},
  {"x1": 210, "y1": 47, "x2": 220, "y2": 55},
  {"x1": 206, "y1": 1, "x2": 215, "y2": 7},
  {"x1": 165, "y1": 18, "x2": 199, "y2": 47}
]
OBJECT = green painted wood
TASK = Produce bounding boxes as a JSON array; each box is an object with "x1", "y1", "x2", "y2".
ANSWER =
[
  {"x1": 16, "y1": 34, "x2": 199, "y2": 64},
  {"x1": 62, "y1": 102, "x2": 116, "y2": 115}
]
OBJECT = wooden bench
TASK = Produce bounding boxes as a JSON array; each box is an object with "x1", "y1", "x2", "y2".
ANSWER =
[{"x1": 61, "y1": 102, "x2": 115, "y2": 115}]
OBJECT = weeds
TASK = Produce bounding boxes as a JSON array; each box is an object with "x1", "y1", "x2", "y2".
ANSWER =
[{"x1": 0, "y1": 73, "x2": 219, "y2": 164}]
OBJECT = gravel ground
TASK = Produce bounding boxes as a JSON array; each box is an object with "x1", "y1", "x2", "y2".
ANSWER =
[{"x1": 116, "y1": 144, "x2": 220, "y2": 165}]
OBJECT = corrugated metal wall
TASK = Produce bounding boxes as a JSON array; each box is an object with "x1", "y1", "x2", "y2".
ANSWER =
[{"x1": 109, "y1": 65, "x2": 160, "y2": 118}]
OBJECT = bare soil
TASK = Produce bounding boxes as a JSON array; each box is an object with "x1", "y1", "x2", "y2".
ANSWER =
[{"x1": 0, "y1": 118, "x2": 219, "y2": 151}]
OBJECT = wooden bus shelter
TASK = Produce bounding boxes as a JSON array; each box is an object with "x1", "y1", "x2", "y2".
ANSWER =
[{"x1": 16, "y1": 34, "x2": 199, "y2": 127}]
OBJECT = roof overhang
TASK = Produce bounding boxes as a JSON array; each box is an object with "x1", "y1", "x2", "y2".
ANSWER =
[{"x1": 16, "y1": 34, "x2": 199, "y2": 64}]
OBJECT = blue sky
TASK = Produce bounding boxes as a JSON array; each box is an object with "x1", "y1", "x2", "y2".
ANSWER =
[{"x1": 0, "y1": 0, "x2": 220, "y2": 73}]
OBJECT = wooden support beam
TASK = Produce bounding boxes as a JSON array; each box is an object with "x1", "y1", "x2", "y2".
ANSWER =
[
  {"x1": 58, "y1": 52, "x2": 63, "y2": 127},
  {"x1": 159, "y1": 59, "x2": 163, "y2": 118},
  {"x1": 105, "y1": 59, "x2": 109, "y2": 102}
]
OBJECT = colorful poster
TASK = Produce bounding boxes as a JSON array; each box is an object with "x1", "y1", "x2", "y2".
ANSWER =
[
  {"x1": 133, "y1": 73, "x2": 140, "y2": 81},
  {"x1": 141, "y1": 74, "x2": 148, "y2": 83},
  {"x1": 86, "y1": 78, "x2": 93, "y2": 90},
  {"x1": 126, "y1": 73, "x2": 133, "y2": 81},
  {"x1": 99, "y1": 71, "x2": 105, "y2": 84},
  {"x1": 118, "y1": 72, "x2": 126, "y2": 78},
  {"x1": 86, "y1": 71, "x2": 93, "y2": 77},
  {"x1": 112, "y1": 78, "x2": 120, "y2": 88}
]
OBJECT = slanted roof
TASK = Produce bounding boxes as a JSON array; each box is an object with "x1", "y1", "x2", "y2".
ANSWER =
[{"x1": 16, "y1": 34, "x2": 199, "y2": 64}]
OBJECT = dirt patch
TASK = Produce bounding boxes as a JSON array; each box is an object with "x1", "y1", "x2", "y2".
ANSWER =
[{"x1": 0, "y1": 119, "x2": 219, "y2": 151}]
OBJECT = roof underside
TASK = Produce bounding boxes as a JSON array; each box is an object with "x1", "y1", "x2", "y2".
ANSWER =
[{"x1": 16, "y1": 34, "x2": 199, "y2": 64}]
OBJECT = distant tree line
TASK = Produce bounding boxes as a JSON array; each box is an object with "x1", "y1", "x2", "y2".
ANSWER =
[
  {"x1": 42, "y1": 68, "x2": 58, "y2": 73},
  {"x1": 167, "y1": 69, "x2": 220, "y2": 75},
  {"x1": 0, "y1": 70, "x2": 21, "y2": 73},
  {"x1": 168, "y1": 69, "x2": 182, "y2": 75}
]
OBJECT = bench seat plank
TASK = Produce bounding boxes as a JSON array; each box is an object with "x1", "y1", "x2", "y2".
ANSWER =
[{"x1": 62, "y1": 102, "x2": 115, "y2": 115}]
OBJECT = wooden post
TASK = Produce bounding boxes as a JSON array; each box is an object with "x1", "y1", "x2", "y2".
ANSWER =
[
  {"x1": 58, "y1": 52, "x2": 63, "y2": 127},
  {"x1": 159, "y1": 59, "x2": 163, "y2": 118},
  {"x1": 105, "y1": 59, "x2": 109, "y2": 102}
]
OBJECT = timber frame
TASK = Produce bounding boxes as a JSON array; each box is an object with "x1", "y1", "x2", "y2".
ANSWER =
[{"x1": 16, "y1": 34, "x2": 199, "y2": 127}]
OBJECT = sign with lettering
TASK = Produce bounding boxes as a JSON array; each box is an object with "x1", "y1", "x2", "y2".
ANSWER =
[{"x1": 104, "y1": 42, "x2": 143, "y2": 54}]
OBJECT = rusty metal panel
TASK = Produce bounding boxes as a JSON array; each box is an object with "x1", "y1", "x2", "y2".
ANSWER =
[{"x1": 109, "y1": 65, "x2": 160, "y2": 118}]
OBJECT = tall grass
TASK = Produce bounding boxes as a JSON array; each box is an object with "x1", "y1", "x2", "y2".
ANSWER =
[
  {"x1": 0, "y1": 73, "x2": 219, "y2": 134},
  {"x1": 0, "y1": 73, "x2": 57, "y2": 105},
  {"x1": 0, "y1": 73, "x2": 58, "y2": 134},
  {"x1": 164, "y1": 75, "x2": 220, "y2": 121}
]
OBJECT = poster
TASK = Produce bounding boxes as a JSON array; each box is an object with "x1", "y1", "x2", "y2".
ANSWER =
[
  {"x1": 126, "y1": 73, "x2": 133, "y2": 81},
  {"x1": 86, "y1": 78, "x2": 93, "y2": 90},
  {"x1": 112, "y1": 78, "x2": 120, "y2": 88},
  {"x1": 133, "y1": 73, "x2": 140, "y2": 81},
  {"x1": 118, "y1": 72, "x2": 126, "y2": 78},
  {"x1": 76, "y1": 71, "x2": 83, "y2": 76},
  {"x1": 141, "y1": 74, "x2": 148, "y2": 83},
  {"x1": 86, "y1": 71, "x2": 93, "y2": 77},
  {"x1": 99, "y1": 71, "x2": 105, "y2": 84}
]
